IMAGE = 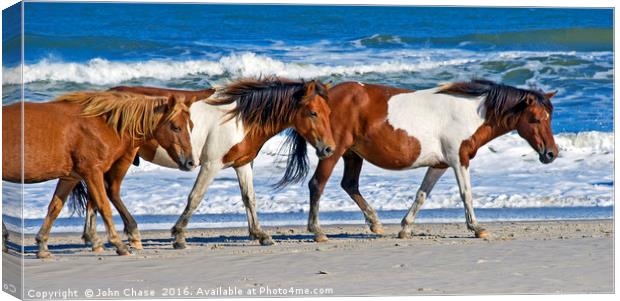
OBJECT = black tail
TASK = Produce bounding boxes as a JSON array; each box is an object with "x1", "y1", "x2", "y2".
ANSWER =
[
  {"x1": 273, "y1": 129, "x2": 309, "y2": 189},
  {"x1": 68, "y1": 181, "x2": 88, "y2": 217}
]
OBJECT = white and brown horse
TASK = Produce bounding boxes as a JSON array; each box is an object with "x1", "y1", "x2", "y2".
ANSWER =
[
  {"x1": 81, "y1": 77, "x2": 335, "y2": 250},
  {"x1": 302, "y1": 79, "x2": 558, "y2": 241}
]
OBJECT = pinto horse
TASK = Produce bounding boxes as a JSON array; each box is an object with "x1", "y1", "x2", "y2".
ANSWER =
[
  {"x1": 81, "y1": 77, "x2": 336, "y2": 249},
  {"x1": 2, "y1": 91, "x2": 197, "y2": 258},
  {"x1": 302, "y1": 79, "x2": 558, "y2": 241}
]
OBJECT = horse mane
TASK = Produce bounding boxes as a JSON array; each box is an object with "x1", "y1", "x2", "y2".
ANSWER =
[
  {"x1": 437, "y1": 79, "x2": 552, "y2": 127},
  {"x1": 54, "y1": 91, "x2": 185, "y2": 140},
  {"x1": 207, "y1": 76, "x2": 329, "y2": 137},
  {"x1": 273, "y1": 129, "x2": 309, "y2": 189},
  {"x1": 208, "y1": 76, "x2": 329, "y2": 188}
]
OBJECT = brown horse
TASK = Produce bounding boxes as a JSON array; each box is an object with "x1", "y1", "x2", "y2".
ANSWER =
[
  {"x1": 81, "y1": 77, "x2": 336, "y2": 249},
  {"x1": 70, "y1": 86, "x2": 218, "y2": 251},
  {"x1": 302, "y1": 79, "x2": 558, "y2": 241},
  {"x1": 2, "y1": 91, "x2": 197, "y2": 258}
]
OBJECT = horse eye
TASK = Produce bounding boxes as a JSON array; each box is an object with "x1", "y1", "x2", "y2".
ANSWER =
[
  {"x1": 309, "y1": 111, "x2": 318, "y2": 117},
  {"x1": 172, "y1": 125, "x2": 181, "y2": 132}
]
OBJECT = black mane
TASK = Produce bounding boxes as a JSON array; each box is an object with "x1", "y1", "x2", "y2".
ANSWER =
[{"x1": 437, "y1": 79, "x2": 552, "y2": 126}]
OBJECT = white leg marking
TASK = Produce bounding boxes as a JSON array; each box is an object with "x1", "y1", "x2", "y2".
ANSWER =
[
  {"x1": 400, "y1": 167, "x2": 447, "y2": 237},
  {"x1": 453, "y1": 164, "x2": 483, "y2": 233},
  {"x1": 235, "y1": 164, "x2": 273, "y2": 245}
]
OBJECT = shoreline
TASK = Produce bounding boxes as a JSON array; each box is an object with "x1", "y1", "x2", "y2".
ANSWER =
[
  {"x1": 2, "y1": 220, "x2": 614, "y2": 297},
  {"x1": 4, "y1": 206, "x2": 614, "y2": 235}
]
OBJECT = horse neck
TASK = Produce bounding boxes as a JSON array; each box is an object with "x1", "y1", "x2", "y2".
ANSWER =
[
  {"x1": 245, "y1": 121, "x2": 291, "y2": 150},
  {"x1": 121, "y1": 133, "x2": 150, "y2": 150},
  {"x1": 468, "y1": 118, "x2": 516, "y2": 152},
  {"x1": 223, "y1": 119, "x2": 293, "y2": 167}
]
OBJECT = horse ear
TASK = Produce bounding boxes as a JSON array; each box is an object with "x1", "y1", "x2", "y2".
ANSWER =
[
  {"x1": 301, "y1": 80, "x2": 318, "y2": 101},
  {"x1": 305, "y1": 80, "x2": 317, "y2": 94},
  {"x1": 325, "y1": 80, "x2": 334, "y2": 89},
  {"x1": 166, "y1": 94, "x2": 178, "y2": 109},
  {"x1": 544, "y1": 91, "x2": 558, "y2": 100},
  {"x1": 185, "y1": 96, "x2": 198, "y2": 106},
  {"x1": 524, "y1": 94, "x2": 536, "y2": 106}
]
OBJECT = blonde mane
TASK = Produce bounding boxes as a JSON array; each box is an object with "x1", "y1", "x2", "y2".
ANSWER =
[{"x1": 54, "y1": 91, "x2": 187, "y2": 140}]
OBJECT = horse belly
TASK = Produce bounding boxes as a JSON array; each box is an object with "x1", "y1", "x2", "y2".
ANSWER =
[
  {"x1": 2, "y1": 106, "x2": 22, "y2": 181},
  {"x1": 382, "y1": 91, "x2": 452, "y2": 169},
  {"x1": 9, "y1": 105, "x2": 75, "y2": 182},
  {"x1": 354, "y1": 124, "x2": 423, "y2": 170}
]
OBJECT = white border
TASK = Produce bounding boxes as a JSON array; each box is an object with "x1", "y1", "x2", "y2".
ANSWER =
[{"x1": 0, "y1": 1, "x2": 617, "y2": 301}]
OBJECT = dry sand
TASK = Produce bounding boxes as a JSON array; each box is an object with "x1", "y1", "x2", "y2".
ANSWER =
[{"x1": 2, "y1": 220, "x2": 614, "y2": 298}]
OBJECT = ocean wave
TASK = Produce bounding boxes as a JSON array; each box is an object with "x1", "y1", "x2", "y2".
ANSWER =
[
  {"x1": 3, "y1": 49, "x2": 611, "y2": 86},
  {"x1": 2, "y1": 53, "x2": 475, "y2": 85},
  {"x1": 354, "y1": 28, "x2": 613, "y2": 51}
]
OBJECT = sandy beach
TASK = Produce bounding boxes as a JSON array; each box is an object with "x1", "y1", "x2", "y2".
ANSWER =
[{"x1": 2, "y1": 220, "x2": 614, "y2": 298}]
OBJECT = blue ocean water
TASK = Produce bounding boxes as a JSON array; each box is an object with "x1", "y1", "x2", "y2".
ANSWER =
[
  {"x1": 1, "y1": 4, "x2": 614, "y2": 233},
  {"x1": 4, "y1": 207, "x2": 614, "y2": 235},
  {"x1": 1, "y1": 3, "x2": 613, "y2": 133}
]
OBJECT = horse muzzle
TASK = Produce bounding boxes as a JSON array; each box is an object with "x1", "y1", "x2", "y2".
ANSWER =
[
  {"x1": 538, "y1": 148, "x2": 557, "y2": 164},
  {"x1": 178, "y1": 155, "x2": 196, "y2": 171},
  {"x1": 315, "y1": 142, "x2": 335, "y2": 160}
]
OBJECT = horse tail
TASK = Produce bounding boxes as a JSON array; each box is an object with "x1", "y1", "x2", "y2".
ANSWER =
[
  {"x1": 274, "y1": 129, "x2": 309, "y2": 189},
  {"x1": 68, "y1": 181, "x2": 88, "y2": 217}
]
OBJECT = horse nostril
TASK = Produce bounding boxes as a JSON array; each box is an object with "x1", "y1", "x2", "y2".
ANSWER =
[
  {"x1": 546, "y1": 151, "x2": 555, "y2": 159},
  {"x1": 186, "y1": 160, "x2": 194, "y2": 167},
  {"x1": 325, "y1": 147, "x2": 333, "y2": 154}
]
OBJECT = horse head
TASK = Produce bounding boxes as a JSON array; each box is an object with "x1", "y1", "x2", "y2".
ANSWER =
[
  {"x1": 153, "y1": 95, "x2": 199, "y2": 171},
  {"x1": 515, "y1": 91, "x2": 558, "y2": 164},
  {"x1": 291, "y1": 79, "x2": 335, "y2": 159}
]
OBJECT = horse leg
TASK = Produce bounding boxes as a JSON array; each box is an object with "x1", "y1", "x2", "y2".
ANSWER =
[
  {"x1": 83, "y1": 172, "x2": 130, "y2": 255},
  {"x1": 398, "y1": 167, "x2": 447, "y2": 239},
  {"x1": 3, "y1": 222, "x2": 8, "y2": 252},
  {"x1": 35, "y1": 179, "x2": 78, "y2": 258},
  {"x1": 453, "y1": 165, "x2": 489, "y2": 238},
  {"x1": 109, "y1": 196, "x2": 141, "y2": 249},
  {"x1": 234, "y1": 163, "x2": 273, "y2": 246},
  {"x1": 341, "y1": 151, "x2": 383, "y2": 235},
  {"x1": 105, "y1": 154, "x2": 142, "y2": 250},
  {"x1": 82, "y1": 200, "x2": 105, "y2": 252},
  {"x1": 83, "y1": 154, "x2": 141, "y2": 250},
  {"x1": 171, "y1": 162, "x2": 221, "y2": 249},
  {"x1": 308, "y1": 151, "x2": 342, "y2": 242}
]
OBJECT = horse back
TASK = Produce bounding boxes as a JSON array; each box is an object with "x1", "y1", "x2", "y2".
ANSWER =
[
  {"x1": 328, "y1": 82, "x2": 441, "y2": 170},
  {"x1": 110, "y1": 86, "x2": 216, "y2": 101},
  {"x1": 3, "y1": 101, "x2": 120, "y2": 183},
  {"x1": 327, "y1": 81, "x2": 413, "y2": 139}
]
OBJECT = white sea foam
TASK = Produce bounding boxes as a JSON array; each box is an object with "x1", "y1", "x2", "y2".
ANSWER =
[
  {"x1": 2, "y1": 131, "x2": 613, "y2": 220},
  {"x1": 3, "y1": 50, "x2": 611, "y2": 86}
]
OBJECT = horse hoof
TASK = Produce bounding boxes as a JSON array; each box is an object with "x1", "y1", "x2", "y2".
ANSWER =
[
  {"x1": 397, "y1": 230, "x2": 412, "y2": 239},
  {"x1": 130, "y1": 240, "x2": 143, "y2": 250},
  {"x1": 475, "y1": 230, "x2": 490, "y2": 239},
  {"x1": 92, "y1": 246, "x2": 105, "y2": 253},
  {"x1": 370, "y1": 225, "x2": 385, "y2": 235},
  {"x1": 314, "y1": 233, "x2": 329, "y2": 243},
  {"x1": 259, "y1": 237, "x2": 275, "y2": 246},
  {"x1": 36, "y1": 251, "x2": 52, "y2": 259},
  {"x1": 116, "y1": 248, "x2": 132, "y2": 256},
  {"x1": 173, "y1": 242, "x2": 187, "y2": 250}
]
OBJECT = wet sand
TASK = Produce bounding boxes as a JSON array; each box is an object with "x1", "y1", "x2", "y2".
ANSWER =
[{"x1": 2, "y1": 220, "x2": 614, "y2": 298}]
